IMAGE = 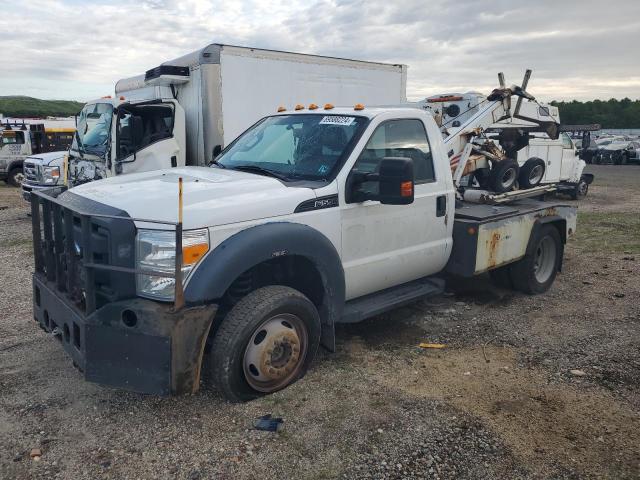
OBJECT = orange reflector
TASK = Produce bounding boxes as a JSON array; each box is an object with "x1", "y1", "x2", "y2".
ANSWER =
[
  {"x1": 101, "y1": 95, "x2": 112, "y2": 99},
  {"x1": 277, "y1": 106, "x2": 286, "y2": 112},
  {"x1": 427, "y1": 95, "x2": 463, "y2": 103},
  {"x1": 354, "y1": 103, "x2": 365, "y2": 111},
  {"x1": 119, "y1": 96, "x2": 125, "y2": 101},
  {"x1": 295, "y1": 104, "x2": 305, "y2": 110},
  {"x1": 308, "y1": 103, "x2": 319, "y2": 110},
  {"x1": 324, "y1": 103, "x2": 334, "y2": 110},
  {"x1": 183, "y1": 243, "x2": 209, "y2": 265},
  {"x1": 467, "y1": 227, "x2": 477, "y2": 235},
  {"x1": 51, "y1": 170, "x2": 60, "y2": 178},
  {"x1": 400, "y1": 181, "x2": 413, "y2": 197}
]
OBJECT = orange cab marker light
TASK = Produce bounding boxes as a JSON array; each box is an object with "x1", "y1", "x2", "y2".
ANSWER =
[
  {"x1": 427, "y1": 95, "x2": 463, "y2": 103},
  {"x1": 308, "y1": 103, "x2": 319, "y2": 110},
  {"x1": 324, "y1": 103, "x2": 334, "y2": 110},
  {"x1": 101, "y1": 95, "x2": 112, "y2": 99},
  {"x1": 183, "y1": 243, "x2": 209, "y2": 265},
  {"x1": 277, "y1": 106, "x2": 286, "y2": 112},
  {"x1": 400, "y1": 181, "x2": 413, "y2": 197},
  {"x1": 354, "y1": 103, "x2": 365, "y2": 111},
  {"x1": 295, "y1": 104, "x2": 305, "y2": 110},
  {"x1": 119, "y1": 96, "x2": 125, "y2": 101}
]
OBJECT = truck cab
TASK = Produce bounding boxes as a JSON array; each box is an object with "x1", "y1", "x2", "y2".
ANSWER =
[
  {"x1": 67, "y1": 97, "x2": 186, "y2": 186},
  {"x1": 30, "y1": 105, "x2": 576, "y2": 402}
]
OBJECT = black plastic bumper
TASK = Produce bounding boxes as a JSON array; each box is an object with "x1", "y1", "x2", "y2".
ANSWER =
[{"x1": 33, "y1": 274, "x2": 217, "y2": 395}]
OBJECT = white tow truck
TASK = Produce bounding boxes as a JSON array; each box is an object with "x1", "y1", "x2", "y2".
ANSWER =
[
  {"x1": 422, "y1": 78, "x2": 593, "y2": 199},
  {"x1": 65, "y1": 43, "x2": 407, "y2": 187},
  {"x1": 30, "y1": 77, "x2": 577, "y2": 402}
]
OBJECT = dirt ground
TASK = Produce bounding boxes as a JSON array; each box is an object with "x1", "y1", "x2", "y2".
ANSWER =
[{"x1": 1, "y1": 165, "x2": 638, "y2": 480}]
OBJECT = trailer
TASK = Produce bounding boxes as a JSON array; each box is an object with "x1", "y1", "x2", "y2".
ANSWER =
[{"x1": 66, "y1": 43, "x2": 407, "y2": 186}]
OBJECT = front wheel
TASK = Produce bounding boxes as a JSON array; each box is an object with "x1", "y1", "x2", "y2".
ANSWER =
[
  {"x1": 7, "y1": 167, "x2": 25, "y2": 187},
  {"x1": 488, "y1": 159, "x2": 520, "y2": 193},
  {"x1": 208, "y1": 286, "x2": 321, "y2": 402},
  {"x1": 510, "y1": 225, "x2": 562, "y2": 294},
  {"x1": 570, "y1": 177, "x2": 589, "y2": 200}
]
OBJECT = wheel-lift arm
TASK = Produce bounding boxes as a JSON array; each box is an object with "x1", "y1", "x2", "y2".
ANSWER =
[{"x1": 443, "y1": 70, "x2": 560, "y2": 191}]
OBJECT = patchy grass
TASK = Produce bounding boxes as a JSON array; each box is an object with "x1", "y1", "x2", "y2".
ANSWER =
[{"x1": 574, "y1": 212, "x2": 640, "y2": 253}]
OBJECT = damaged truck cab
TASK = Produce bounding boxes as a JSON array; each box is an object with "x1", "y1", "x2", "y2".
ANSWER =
[{"x1": 31, "y1": 105, "x2": 576, "y2": 402}]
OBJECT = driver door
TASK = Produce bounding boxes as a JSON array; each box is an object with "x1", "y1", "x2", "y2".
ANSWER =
[
  {"x1": 114, "y1": 101, "x2": 185, "y2": 175},
  {"x1": 340, "y1": 118, "x2": 452, "y2": 300}
]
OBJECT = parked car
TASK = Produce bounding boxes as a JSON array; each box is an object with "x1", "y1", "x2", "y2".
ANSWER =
[{"x1": 593, "y1": 139, "x2": 640, "y2": 165}]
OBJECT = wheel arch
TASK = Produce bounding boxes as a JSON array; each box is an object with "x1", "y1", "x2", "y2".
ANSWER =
[{"x1": 184, "y1": 222, "x2": 345, "y2": 351}]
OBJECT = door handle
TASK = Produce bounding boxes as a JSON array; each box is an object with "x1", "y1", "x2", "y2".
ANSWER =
[{"x1": 436, "y1": 195, "x2": 447, "y2": 217}]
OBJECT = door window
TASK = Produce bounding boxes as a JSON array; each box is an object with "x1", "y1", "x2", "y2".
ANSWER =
[
  {"x1": 561, "y1": 133, "x2": 573, "y2": 149},
  {"x1": 351, "y1": 119, "x2": 435, "y2": 198},
  {"x1": 1, "y1": 131, "x2": 25, "y2": 144},
  {"x1": 117, "y1": 104, "x2": 174, "y2": 159}
]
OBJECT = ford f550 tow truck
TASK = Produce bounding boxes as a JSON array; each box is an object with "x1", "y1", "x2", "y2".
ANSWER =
[{"x1": 30, "y1": 82, "x2": 577, "y2": 402}]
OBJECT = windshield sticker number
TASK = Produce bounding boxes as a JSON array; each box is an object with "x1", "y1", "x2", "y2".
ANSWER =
[{"x1": 319, "y1": 116, "x2": 355, "y2": 126}]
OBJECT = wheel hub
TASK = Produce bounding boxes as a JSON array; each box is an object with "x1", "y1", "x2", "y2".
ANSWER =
[
  {"x1": 243, "y1": 314, "x2": 307, "y2": 392},
  {"x1": 533, "y1": 236, "x2": 556, "y2": 283}
]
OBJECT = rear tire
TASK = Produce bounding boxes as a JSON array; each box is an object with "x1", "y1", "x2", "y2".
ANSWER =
[
  {"x1": 518, "y1": 157, "x2": 546, "y2": 189},
  {"x1": 7, "y1": 167, "x2": 25, "y2": 187},
  {"x1": 208, "y1": 286, "x2": 321, "y2": 402},
  {"x1": 488, "y1": 159, "x2": 520, "y2": 193},
  {"x1": 510, "y1": 225, "x2": 562, "y2": 294}
]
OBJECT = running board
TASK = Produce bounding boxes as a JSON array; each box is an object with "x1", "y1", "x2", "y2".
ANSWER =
[{"x1": 339, "y1": 277, "x2": 445, "y2": 324}]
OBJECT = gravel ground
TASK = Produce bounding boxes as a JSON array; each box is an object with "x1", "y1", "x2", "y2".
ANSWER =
[{"x1": 0, "y1": 165, "x2": 639, "y2": 479}]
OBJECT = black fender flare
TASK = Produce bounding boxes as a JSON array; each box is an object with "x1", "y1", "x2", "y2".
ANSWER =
[{"x1": 184, "y1": 222, "x2": 345, "y2": 351}]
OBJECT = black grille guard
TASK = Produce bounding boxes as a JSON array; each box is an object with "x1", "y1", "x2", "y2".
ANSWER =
[{"x1": 31, "y1": 187, "x2": 186, "y2": 313}]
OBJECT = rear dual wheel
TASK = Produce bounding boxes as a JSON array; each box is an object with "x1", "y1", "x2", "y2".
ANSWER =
[
  {"x1": 490, "y1": 225, "x2": 562, "y2": 294},
  {"x1": 208, "y1": 286, "x2": 321, "y2": 402}
]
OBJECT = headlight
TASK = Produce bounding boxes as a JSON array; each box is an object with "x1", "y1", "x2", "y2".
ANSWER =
[
  {"x1": 43, "y1": 166, "x2": 61, "y2": 185},
  {"x1": 136, "y1": 228, "x2": 209, "y2": 301}
]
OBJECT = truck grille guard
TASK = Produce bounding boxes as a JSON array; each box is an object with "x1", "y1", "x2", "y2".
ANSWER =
[{"x1": 31, "y1": 186, "x2": 186, "y2": 314}]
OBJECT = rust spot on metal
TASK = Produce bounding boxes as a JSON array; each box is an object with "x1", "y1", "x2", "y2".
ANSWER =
[
  {"x1": 535, "y1": 207, "x2": 559, "y2": 219},
  {"x1": 487, "y1": 231, "x2": 501, "y2": 269}
]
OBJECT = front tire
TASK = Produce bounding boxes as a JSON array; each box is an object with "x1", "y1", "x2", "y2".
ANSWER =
[
  {"x1": 208, "y1": 286, "x2": 321, "y2": 402},
  {"x1": 7, "y1": 167, "x2": 25, "y2": 187},
  {"x1": 570, "y1": 176, "x2": 589, "y2": 200},
  {"x1": 518, "y1": 157, "x2": 546, "y2": 189},
  {"x1": 488, "y1": 159, "x2": 520, "y2": 193},
  {"x1": 510, "y1": 225, "x2": 562, "y2": 294}
]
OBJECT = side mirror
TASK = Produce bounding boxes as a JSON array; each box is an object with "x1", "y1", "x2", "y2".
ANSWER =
[
  {"x1": 349, "y1": 157, "x2": 415, "y2": 205},
  {"x1": 212, "y1": 144, "x2": 222, "y2": 159}
]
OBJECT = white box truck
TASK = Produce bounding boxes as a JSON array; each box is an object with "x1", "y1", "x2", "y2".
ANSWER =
[{"x1": 66, "y1": 43, "x2": 407, "y2": 186}]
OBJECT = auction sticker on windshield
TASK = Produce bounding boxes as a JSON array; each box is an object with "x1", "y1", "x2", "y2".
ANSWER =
[{"x1": 319, "y1": 116, "x2": 355, "y2": 126}]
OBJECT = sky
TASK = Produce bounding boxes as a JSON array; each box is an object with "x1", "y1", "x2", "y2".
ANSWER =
[{"x1": 1, "y1": 0, "x2": 639, "y2": 102}]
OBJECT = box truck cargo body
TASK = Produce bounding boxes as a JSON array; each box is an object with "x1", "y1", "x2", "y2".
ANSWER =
[{"x1": 65, "y1": 44, "x2": 408, "y2": 187}]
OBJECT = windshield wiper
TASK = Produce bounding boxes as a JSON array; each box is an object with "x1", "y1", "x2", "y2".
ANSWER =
[
  {"x1": 209, "y1": 159, "x2": 226, "y2": 169},
  {"x1": 231, "y1": 165, "x2": 290, "y2": 181}
]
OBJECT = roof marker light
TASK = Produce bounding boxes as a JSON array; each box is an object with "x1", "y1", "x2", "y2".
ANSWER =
[
  {"x1": 277, "y1": 106, "x2": 286, "y2": 112},
  {"x1": 354, "y1": 103, "x2": 365, "y2": 111},
  {"x1": 119, "y1": 96, "x2": 125, "y2": 101},
  {"x1": 308, "y1": 103, "x2": 319, "y2": 110},
  {"x1": 295, "y1": 104, "x2": 305, "y2": 110},
  {"x1": 324, "y1": 103, "x2": 334, "y2": 110}
]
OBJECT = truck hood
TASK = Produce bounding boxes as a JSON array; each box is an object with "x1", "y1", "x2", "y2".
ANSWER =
[
  {"x1": 68, "y1": 167, "x2": 317, "y2": 229},
  {"x1": 26, "y1": 151, "x2": 66, "y2": 167}
]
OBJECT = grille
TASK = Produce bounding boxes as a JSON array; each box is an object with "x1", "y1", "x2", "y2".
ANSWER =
[{"x1": 31, "y1": 189, "x2": 184, "y2": 314}]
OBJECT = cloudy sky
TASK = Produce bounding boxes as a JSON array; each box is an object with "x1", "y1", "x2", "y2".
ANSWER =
[{"x1": 2, "y1": 0, "x2": 639, "y2": 102}]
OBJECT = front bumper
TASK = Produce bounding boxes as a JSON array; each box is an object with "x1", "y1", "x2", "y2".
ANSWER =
[
  {"x1": 33, "y1": 274, "x2": 217, "y2": 395},
  {"x1": 21, "y1": 182, "x2": 65, "y2": 202}
]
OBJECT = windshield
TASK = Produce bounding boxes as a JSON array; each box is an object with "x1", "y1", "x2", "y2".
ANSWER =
[
  {"x1": 215, "y1": 114, "x2": 368, "y2": 181},
  {"x1": 72, "y1": 103, "x2": 114, "y2": 156}
]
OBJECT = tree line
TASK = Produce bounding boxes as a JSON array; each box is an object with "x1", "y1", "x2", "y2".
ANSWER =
[{"x1": 550, "y1": 98, "x2": 640, "y2": 128}]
